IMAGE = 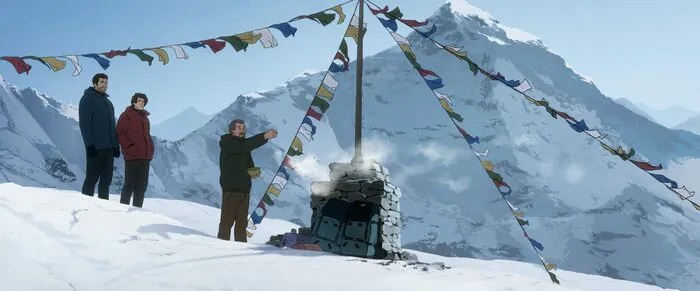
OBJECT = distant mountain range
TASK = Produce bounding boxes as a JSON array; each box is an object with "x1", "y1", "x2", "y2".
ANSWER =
[
  {"x1": 614, "y1": 97, "x2": 698, "y2": 128},
  {"x1": 151, "y1": 107, "x2": 213, "y2": 141}
]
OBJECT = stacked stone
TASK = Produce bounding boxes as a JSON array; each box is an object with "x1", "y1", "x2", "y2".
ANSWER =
[{"x1": 309, "y1": 159, "x2": 402, "y2": 259}]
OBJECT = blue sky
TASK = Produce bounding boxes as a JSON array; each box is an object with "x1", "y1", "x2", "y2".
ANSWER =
[{"x1": 1, "y1": 0, "x2": 698, "y2": 124}]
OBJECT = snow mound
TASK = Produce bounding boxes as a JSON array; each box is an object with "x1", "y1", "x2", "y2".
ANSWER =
[{"x1": 0, "y1": 183, "x2": 675, "y2": 291}]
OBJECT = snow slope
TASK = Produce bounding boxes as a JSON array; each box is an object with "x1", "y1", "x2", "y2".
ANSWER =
[
  {"x1": 151, "y1": 106, "x2": 213, "y2": 141},
  {"x1": 0, "y1": 183, "x2": 675, "y2": 291}
]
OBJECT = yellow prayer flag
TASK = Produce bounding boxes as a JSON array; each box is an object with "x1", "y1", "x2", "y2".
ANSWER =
[
  {"x1": 439, "y1": 99, "x2": 454, "y2": 113},
  {"x1": 267, "y1": 185, "x2": 281, "y2": 197},
  {"x1": 39, "y1": 57, "x2": 66, "y2": 72},
  {"x1": 330, "y1": 5, "x2": 346, "y2": 24},
  {"x1": 317, "y1": 85, "x2": 334, "y2": 100},
  {"x1": 235, "y1": 32, "x2": 262, "y2": 44},
  {"x1": 149, "y1": 48, "x2": 170, "y2": 65},
  {"x1": 345, "y1": 26, "x2": 359, "y2": 44},
  {"x1": 246, "y1": 230, "x2": 254, "y2": 238},
  {"x1": 398, "y1": 43, "x2": 413, "y2": 54},
  {"x1": 524, "y1": 95, "x2": 538, "y2": 105},
  {"x1": 481, "y1": 160, "x2": 495, "y2": 171},
  {"x1": 600, "y1": 143, "x2": 617, "y2": 155},
  {"x1": 513, "y1": 210, "x2": 525, "y2": 218},
  {"x1": 545, "y1": 263, "x2": 557, "y2": 271},
  {"x1": 292, "y1": 136, "x2": 303, "y2": 152},
  {"x1": 446, "y1": 46, "x2": 467, "y2": 58}
]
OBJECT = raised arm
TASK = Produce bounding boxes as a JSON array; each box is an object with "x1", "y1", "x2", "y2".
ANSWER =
[{"x1": 220, "y1": 133, "x2": 268, "y2": 156}]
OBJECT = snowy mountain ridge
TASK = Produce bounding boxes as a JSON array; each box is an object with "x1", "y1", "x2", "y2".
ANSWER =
[{"x1": 2, "y1": 1, "x2": 700, "y2": 290}]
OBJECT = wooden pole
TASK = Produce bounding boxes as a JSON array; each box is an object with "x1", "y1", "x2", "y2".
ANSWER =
[{"x1": 352, "y1": 0, "x2": 365, "y2": 163}]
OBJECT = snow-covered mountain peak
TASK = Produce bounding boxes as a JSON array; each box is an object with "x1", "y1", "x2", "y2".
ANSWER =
[{"x1": 444, "y1": 0, "x2": 541, "y2": 44}]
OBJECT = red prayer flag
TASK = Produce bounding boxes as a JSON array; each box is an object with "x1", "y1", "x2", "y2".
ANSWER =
[
  {"x1": 556, "y1": 111, "x2": 576, "y2": 122},
  {"x1": 334, "y1": 52, "x2": 348, "y2": 69},
  {"x1": 418, "y1": 68, "x2": 438, "y2": 77},
  {"x1": 402, "y1": 19, "x2": 429, "y2": 27},
  {"x1": 306, "y1": 107, "x2": 322, "y2": 120},
  {"x1": 103, "y1": 48, "x2": 130, "y2": 58},
  {"x1": 630, "y1": 160, "x2": 663, "y2": 171},
  {"x1": 201, "y1": 39, "x2": 227, "y2": 53},
  {"x1": 282, "y1": 156, "x2": 295, "y2": 169},
  {"x1": 369, "y1": 5, "x2": 389, "y2": 15},
  {"x1": 456, "y1": 125, "x2": 468, "y2": 137},
  {"x1": 1, "y1": 57, "x2": 32, "y2": 74}
]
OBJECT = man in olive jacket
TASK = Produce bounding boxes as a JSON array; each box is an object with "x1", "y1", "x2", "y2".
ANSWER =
[{"x1": 218, "y1": 119, "x2": 277, "y2": 242}]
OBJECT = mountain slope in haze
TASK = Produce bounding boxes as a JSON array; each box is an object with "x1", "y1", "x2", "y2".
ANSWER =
[
  {"x1": 151, "y1": 106, "x2": 213, "y2": 141},
  {"x1": 673, "y1": 114, "x2": 700, "y2": 134},
  {"x1": 636, "y1": 103, "x2": 698, "y2": 128},
  {"x1": 614, "y1": 98, "x2": 657, "y2": 123}
]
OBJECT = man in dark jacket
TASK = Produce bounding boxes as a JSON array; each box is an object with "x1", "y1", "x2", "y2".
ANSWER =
[
  {"x1": 218, "y1": 119, "x2": 277, "y2": 242},
  {"x1": 78, "y1": 73, "x2": 120, "y2": 200},
  {"x1": 116, "y1": 93, "x2": 155, "y2": 208}
]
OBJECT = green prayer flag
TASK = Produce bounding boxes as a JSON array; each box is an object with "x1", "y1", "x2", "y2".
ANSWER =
[
  {"x1": 466, "y1": 59, "x2": 479, "y2": 76},
  {"x1": 287, "y1": 147, "x2": 303, "y2": 156},
  {"x1": 622, "y1": 147, "x2": 635, "y2": 160},
  {"x1": 309, "y1": 11, "x2": 336, "y2": 26},
  {"x1": 220, "y1": 36, "x2": 248, "y2": 52},
  {"x1": 485, "y1": 169, "x2": 503, "y2": 183},
  {"x1": 329, "y1": 5, "x2": 346, "y2": 24},
  {"x1": 549, "y1": 272, "x2": 560, "y2": 284},
  {"x1": 447, "y1": 111, "x2": 463, "y2": 122},
  {"x1": 403, "y1": 51, "x2": 420, "y2": 70},
  {"x1": 22, "y1": 56, "x2": 51, "y2": 70},
  {"x1": 339, "y1": 39, "x2": 349, "y2": 61},
  {"x1": 386, "y1": 7, "x2": 403, "y2": 20},
  {"x1": 262, "y1": 194, "x2": 275, "y2": 206},
  {"x1": 129, "y1": 49, "x2": 154, "y2": 65},
  {"x1": 546, "y1": 107, "x2": 558, "y2": 118},
  {"x1": 517, "y1": 218, "x2": 529, "y2": 226},
  {"x1": 311, "y1": 97, "x2": 330, "y2": 113}
]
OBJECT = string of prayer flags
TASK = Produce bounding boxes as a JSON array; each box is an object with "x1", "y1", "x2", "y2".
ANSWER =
[
  {"x1": 369, "y1": 2, "x2": 559, "y2": 284},
  {"x1": 1, "y1": 0, "x2": 354, "y2": 76},
  {"x1": 246, "y1": 0, "x2": 360, "y2": 238},
  {"x1": 377, "y1": 0, "x2": 700, "y2": 215}
]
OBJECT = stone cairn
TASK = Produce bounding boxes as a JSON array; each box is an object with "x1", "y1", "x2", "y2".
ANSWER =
[{"x1": 310, "y1": 159, "x2": 402, "y2": 259}]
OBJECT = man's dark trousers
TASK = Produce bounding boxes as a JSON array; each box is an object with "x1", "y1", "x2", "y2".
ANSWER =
[
  {"x1": 81, "y1": 149, "x2": 114, "y2": 200},
  {"x1": 120, "y1": 160, "x2": 150, "y2": 208},
  {"x1": 217, "y1": 191, "x2": 250, "y2": 242}
]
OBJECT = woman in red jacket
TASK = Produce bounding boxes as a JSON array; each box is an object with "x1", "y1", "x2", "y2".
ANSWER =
[{"x1": 116, "y1": 93, "x2": 154, "y2": 208}]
